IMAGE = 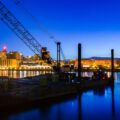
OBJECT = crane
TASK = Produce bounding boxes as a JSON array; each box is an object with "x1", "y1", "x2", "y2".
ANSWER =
[
  {"x1": 11, "y1": 0, "x2": 66, "y2": 61},
  {"x1": 0, "y1": 0, "x2": 53, "y2": 62}
]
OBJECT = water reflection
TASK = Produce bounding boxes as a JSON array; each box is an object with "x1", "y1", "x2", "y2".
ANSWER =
[
  {"x1": 0, "y1": 71, "x2": 120, "y2": 80},
  {"x1": 0, "y1": 70, "x2": 52, "y2": 78},
  {"x1": 111, "y1": 85, "x2": 115, "y2": 118},
  {"x1": 93, "y1": 88, "x2": 105, "y2": 96},
  {"x1": 78, "y1": 92, "x2": 82, "y2": 120},
  {"x1": 7, "y1": 83, "x2": 120, "y2": 120},
  {"x1": 77, "y1": 72, "x2": 119, "y2": 81}
]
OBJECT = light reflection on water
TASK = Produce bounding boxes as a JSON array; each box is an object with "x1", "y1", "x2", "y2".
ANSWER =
[
  {"x1": 6, "y1": 73, "x2": 120, "y2": 120},
  {"x1": 0, "y1": 70, "x2": 120, "y2": 80},
  {"x1": 0, "y1": 70, "x2": 52, "y2": 78},
  {"x1": 1, "y1": 72, "x2": 120, "y2": 119},
  {"x1": 8, "y1": 83, "x2": 120, "y2": 120}
]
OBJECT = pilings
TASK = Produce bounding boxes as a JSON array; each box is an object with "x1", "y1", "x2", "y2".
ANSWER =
[
  {"x1": 78, "y1": 43, "x2": 82, "y2": 81},
  {"x1": 57, "y1": 42, "x2": 61, "y2": 73},
  {"x1": 111, "y1": 49, "x2": 114, "y2": 81}
]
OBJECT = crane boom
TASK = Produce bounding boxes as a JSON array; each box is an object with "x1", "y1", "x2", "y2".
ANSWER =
[
  {"x1": 12, "y1": 0, "x2": 66, "y2": 60},
  {"x1": 0, "y1": 1, "x2": 42, "y2": 55}
]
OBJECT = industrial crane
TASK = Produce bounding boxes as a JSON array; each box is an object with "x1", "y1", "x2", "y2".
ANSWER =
[
  {"x1": 11, "y1": 0, "x2": 66, "y2": 61},
  {"x1": 0, "y1": 0, "x2": 53, "y2": 63}
]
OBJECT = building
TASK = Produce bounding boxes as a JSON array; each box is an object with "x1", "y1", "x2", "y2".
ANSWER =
[
  {"x1": 0, "y1": 46, "x2": 7, "y2": 60},
  {"x1": 70, "y1": 58, "x2": 120, "y2": 69},
  {"x1": 0, "y1": 46, "x2": 52, "y2": 70},
  {"x1": 0, "y1": 59, "x2": 19, "y2": 69},
  {"x1": 25, "y1": 54, "x2": 41, "y2": 61},
  {"x1": 0, "y1": 51, "x2": 7, "y2": 60},
  {"x1": 41, "y1": 47, "x2": 50, "y2": 61},
  {"x1": 7, "y1": 52, "x2": 23, "y2": 61},
  {"x1": 0, "y1": 49, "x2": 23, "y2": 69},
  {"x1": 20, "y1": 59, "x2": 52, "y2": 70}
]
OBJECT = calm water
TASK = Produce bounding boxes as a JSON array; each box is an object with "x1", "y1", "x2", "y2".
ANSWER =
[
  {"x1": 1, "y1": 72, "x2": 120, "y2": 120},
  {"x1": 5, "y1": 83, "x2": 120, "y2": 120},
  {"x1": 2, "y1": 75, "x2": 119, "y2": 120}
]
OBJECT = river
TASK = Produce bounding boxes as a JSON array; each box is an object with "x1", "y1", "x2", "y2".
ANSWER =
[
  {"x1": 0, "y1": 70, "x2": 120, "y2": 81},
  {"x1": 0, "y1": 72, "x2": 119, "y2": 120},
  {"x1": 4, "y1": 83, "x2": 119, "y2": 120}
]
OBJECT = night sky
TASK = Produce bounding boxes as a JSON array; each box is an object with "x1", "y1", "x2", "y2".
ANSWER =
[{"x1": 0, "y1": 0, "x2": 120, "y2": 59}]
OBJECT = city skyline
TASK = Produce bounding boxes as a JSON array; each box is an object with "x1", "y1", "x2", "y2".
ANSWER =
[
  {"x1": 0, "y1": 1, "x2": 120, "y2": 120},
  {"x1": 1, "y1": 0, "x2": 120, "y2": 59}
]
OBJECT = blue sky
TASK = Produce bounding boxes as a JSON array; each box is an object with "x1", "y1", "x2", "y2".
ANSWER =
[{"x1": 0, "y1": 0, "x2": 120, "y2": 59}]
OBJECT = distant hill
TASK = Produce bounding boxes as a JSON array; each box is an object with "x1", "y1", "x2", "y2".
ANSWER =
[
  {"x1": 88, "y1": 57, "x2": 120, "y2": 60},
  {"x1": 59, "y1": 57, "x2": 120, "y2": 61}
]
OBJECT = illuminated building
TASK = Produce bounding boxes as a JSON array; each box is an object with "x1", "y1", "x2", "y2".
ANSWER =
[
  {"x1": 41, "y1": 47, "x2": 50, "y2": 60},
  {"x1": 7, "y1": 51, "x2": 23, "y2": 61},
  {"x1": 2, "y1": 45, "x2": 120, "y2": 70},
  {"x1": 20, "y1": 59, "x2": 52, "y2": 70},
  {"x1": 25, "y1": 54, "x2": 41, "y2": 61},
  {"x1": 20, "y1": 64, "x2": 52, "y2": 70},
  {"x1": 0, "y1": 59, "x2": 19, "y2": 69},
  {"x1": 0, "y1": 48, "x2": 22, "y2": 69},
  {"x1": 70, "y1": 58, "x2": 120, "y2": 69},
  {"x1": 0, "y1": 46, "x2": 52, "y2": 70},
  {"x1": 0, "y1": 46, "x2": 7, "y2": 60},
  {"x1": 0, "y1": 51, "x2": 7, "y2": 60}
]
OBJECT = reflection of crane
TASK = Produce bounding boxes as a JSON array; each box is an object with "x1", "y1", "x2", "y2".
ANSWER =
[
  {"x1": 12, "y1": 0, "x2": 66, "y2": 60},
  {"x1": 0, "y1": 1, "x2": 53, "y2": 62}
]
